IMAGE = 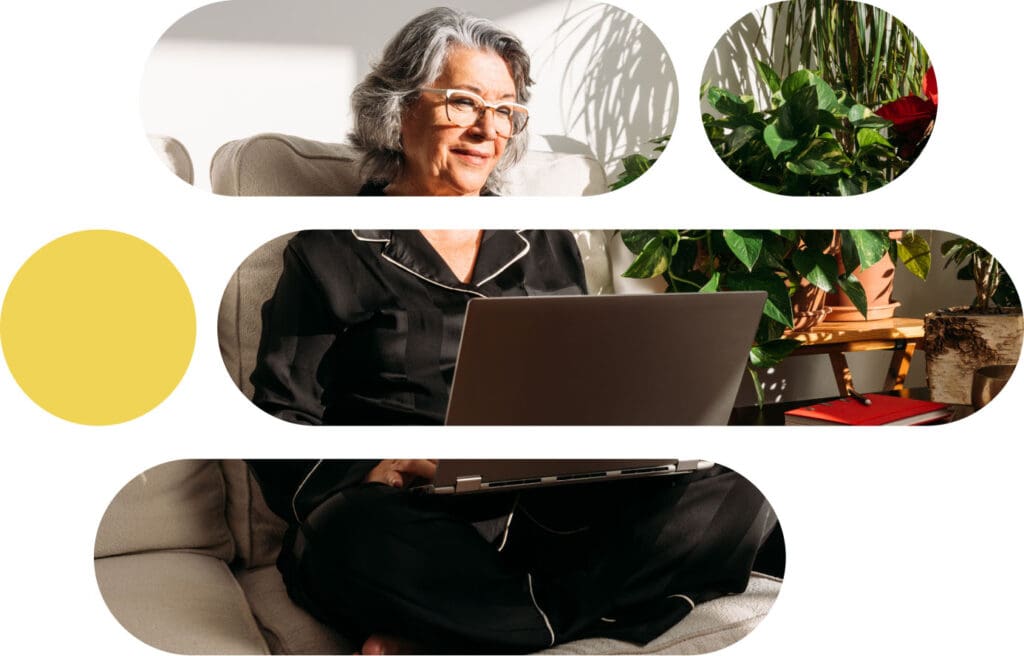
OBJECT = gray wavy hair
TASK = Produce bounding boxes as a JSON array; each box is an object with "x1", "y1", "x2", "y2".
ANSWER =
[{"x1": 348, "y1": 7, "x2": 533, "y2": 194}]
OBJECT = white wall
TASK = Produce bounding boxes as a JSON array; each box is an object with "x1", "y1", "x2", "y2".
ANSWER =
[
  {"x1": 141, "y1": 0, "x2": 678, "y2": 189},
  {"x1": 699, "y1": 4, "x2": 780, "y2": 113}
]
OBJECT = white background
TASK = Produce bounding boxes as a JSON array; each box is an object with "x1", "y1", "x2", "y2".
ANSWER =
[{"x1": 0, "y1": 1, "x2": 1021, "y2": 655}]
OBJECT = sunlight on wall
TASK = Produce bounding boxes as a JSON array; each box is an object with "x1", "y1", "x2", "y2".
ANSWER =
[
  {"x1": 501, "y1": 1, "x2": 677, "y2": 176},
  {"x1": 142, "y1": 39, "x2": 357, "y2": 189},
  {"x1": 700, "y1": 8, "x2": 779, "y2": 114}
]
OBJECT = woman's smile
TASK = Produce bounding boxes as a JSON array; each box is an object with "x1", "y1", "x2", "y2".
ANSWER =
[{"x1": 450, "y1": 146, "x2": 492, "y2": 166}]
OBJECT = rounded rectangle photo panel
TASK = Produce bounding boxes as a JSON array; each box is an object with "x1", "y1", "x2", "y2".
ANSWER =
[
  {"x1": 94, "y1": 458, "x2": 785, "y2": 654},
  {"x1": 219, "y1": 229, "x2": 1022, "y2": 426},
  {"x1": 142, "y1": 0, "x2": 677, "y2": 196}
]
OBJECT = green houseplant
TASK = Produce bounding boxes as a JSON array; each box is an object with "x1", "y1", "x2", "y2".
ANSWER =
[
  {"x1": 923, "y1": 238, "x2": 1022, "y2": 404},
  {"x1": 701, "y1": 1, "x2": 936, "y2": 196},
  {"x1": 619, "y1": 228, "x2": 927, "y2": 405},
  {"x1": 758, "y1": 0, "x2": 931, "y2": 108},
  {"x1": 610, "y1": 136, "x2": 670, "y2": 190},
  {"x1": 703, "y1": 67, "x2": 904, "y2": 196}
]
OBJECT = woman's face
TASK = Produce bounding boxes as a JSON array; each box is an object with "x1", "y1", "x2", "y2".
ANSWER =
[{"x1": 395, "y1": 47, "x2": 517, "y2": 196}]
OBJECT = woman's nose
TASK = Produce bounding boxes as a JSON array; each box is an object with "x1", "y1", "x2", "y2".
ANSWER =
[{"x1": 471, "y1": 108, "x2": 500, "y2": 139}]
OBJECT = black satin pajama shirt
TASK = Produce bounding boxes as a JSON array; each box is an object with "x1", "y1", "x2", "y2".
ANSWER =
[{"x1": 250, "y1": 229, "x2": 588, "y2": 425}]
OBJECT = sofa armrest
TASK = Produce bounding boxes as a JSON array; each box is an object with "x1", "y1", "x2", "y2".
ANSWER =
[{"x1": 96, "y1": 551, "x2": 270, "y2": 654}]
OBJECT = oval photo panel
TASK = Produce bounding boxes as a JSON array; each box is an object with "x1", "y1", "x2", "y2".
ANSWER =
[
  {"x1": 142, "y1": 0, "x2": 676, "y2": 195},
  {"x1": 701, "y1": 0, "x2": 936, "y2": 196}
]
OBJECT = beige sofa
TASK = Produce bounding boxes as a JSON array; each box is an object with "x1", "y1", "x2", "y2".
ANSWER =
[{"x1": 94, "y1": 460, "x2": 783, "y2": 654}]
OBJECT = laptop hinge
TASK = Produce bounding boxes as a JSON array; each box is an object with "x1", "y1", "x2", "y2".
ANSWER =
[{"x1": 455, "y1": 475, "x2": 482, "y2": 493}]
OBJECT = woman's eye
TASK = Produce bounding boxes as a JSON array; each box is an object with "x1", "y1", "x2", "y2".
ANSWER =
[
  {"x1": 496, "y1": 106, "x2": 514, "y2": 117},
  {"x1": 451, "y1": 97, "x2": 478, "y2": 109}
]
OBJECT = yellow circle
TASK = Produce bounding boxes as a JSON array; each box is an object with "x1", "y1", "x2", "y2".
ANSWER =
[{"x1": 1, "y1": 230, "x2": 195, "y2": 425}]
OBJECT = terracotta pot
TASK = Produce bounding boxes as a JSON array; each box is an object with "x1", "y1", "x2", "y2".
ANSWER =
[
  {"x1": 825, "y1": 231, "x2": 900, "y2": 322},
  {"x1": 791, "y1": 276, "x2": 832, "y2": 331},
  {"x1": 788, "y1": 232, "x2": 839, "y2": 331}
]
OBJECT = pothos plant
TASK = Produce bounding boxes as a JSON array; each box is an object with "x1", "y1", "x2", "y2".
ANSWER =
[
  {"x1": 610, "y1": 136, "x2": 671, "y2": 190},
  {"x1": 702, "y1": 64, "x2": 906, "y2": 195},
  {"x1": 620, "y1": 228, "x2": 930, "y2": 405}
]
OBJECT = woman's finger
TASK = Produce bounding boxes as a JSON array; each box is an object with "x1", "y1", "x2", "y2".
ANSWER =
[{"x1": 393, "y1": 459, "x2": 438, "y2": 482}]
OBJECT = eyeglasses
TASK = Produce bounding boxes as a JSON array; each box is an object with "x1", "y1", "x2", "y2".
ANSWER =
[{"x1": 420, "y1": 88, "x2": 529, "y2": 138}]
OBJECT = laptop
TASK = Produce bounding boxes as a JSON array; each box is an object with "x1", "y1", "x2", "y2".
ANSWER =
[
  {"x1": 445, "y1": 291, "x2": 766, "y2": 425},
  {"x1": 416, "y1": 459, "x2": 713, "y2": 495}
]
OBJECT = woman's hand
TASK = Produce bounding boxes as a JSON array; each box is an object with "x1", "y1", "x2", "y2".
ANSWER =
[{"x1": 363, "y1": 459, "x2": 438, "y2": 489}]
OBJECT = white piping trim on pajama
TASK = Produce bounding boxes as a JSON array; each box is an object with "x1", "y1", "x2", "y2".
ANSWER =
[
  {"x1": 527, "y1": 573, "x2": 556, "y2": 647},
  {"x1": 353, "y1": 229, "x2": 528, "y2": 294},
  {"x1": 497, "y1": 495, "x2": 519, "y2": 552},
  {"x1": 474, "y1": 230, "x2": 530, "y2": 286},
  {"x1": 351, "y1": 231, "x2": 390, "y2": 243},
  {"x1": 380, "y1": 253, "x2": 487, "y2": 298},
  {"x1": 667, "y1": 594, "x2": 696, "y2": 610},
  {"x1": 353, "y1": 229, "x2": 487, "y2": 297},
  {"x1": 291, "y1": 460, "x2": 324, "y2": 523}
]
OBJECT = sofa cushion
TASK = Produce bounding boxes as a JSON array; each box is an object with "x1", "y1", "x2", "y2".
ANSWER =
[
  {"x1": 222, "y1": 460, "x2": 288, "y2": 569},
  {"x1": 237, "y1": 565, "x2": 356, "y2": 655},
  {"x1": 209, "y1": 133, "x2": 608, "y2": 196},
  {"x1": 540, "y1": 574, "x2": 782, "y2": 654},
  {"x1": 96, "y1": 551, "x2": 269, "y2": 654},
  {"x1": 219, "y1": 233, "x2": 295, "y2": 398},
  {"x1": 95, "y1": 460, "x2": 234, "y2": 561},
  {"x1": 148, "y1": 134, "x2": 194, "y2": 185},
  {"x1": 237, "y1": 563, "x2": 779, "y2": 655}
]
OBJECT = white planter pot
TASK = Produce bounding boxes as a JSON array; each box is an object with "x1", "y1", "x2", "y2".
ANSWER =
[{"x1": 923, "y1": 307, "x2": 1024, "y2": 405}]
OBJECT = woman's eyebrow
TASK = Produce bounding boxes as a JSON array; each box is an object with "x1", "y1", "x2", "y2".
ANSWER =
[{"x1": 453, "y1": 84, "x2": 517, "y2": 100}]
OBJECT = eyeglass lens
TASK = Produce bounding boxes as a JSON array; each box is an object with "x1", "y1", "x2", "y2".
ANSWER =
[{"x1": 445, "y1": 91, "x2": 527, "y2": 136}]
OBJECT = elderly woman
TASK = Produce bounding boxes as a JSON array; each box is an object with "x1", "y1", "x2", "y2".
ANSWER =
[
  {"x1": 349, "y1": 6, "x2": 530, "y2": 196},
  {"x1": 249, "y1": 7, "x2": 579, "y2": 425},
  {"x1": 248, "y1": 7, "x2": 782, "y2": 655}
]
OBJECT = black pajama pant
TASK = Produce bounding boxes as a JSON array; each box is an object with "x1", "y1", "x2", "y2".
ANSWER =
[{"x1": 278, "y1": 465, "x2": 779, "y2": 654}]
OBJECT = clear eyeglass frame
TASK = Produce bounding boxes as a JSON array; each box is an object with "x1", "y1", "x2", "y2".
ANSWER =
[{"x1": 420, "y1": 87, "x2": 529, "y2": 138}]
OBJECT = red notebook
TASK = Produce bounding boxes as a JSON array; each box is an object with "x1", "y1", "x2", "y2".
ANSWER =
[{"x1": 784, "y1": 394, "x2": 953, "y2": 426}]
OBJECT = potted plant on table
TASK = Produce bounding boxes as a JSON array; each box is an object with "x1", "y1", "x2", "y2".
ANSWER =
[
  {"x1": 824, "y1": 229, "x2": 931, "y2": 321},
  {"x1": 619, "y1": 228, "x2": 918, "y2": 406},
  {"x1": 923, "y1": 238, "x2": 1022, "y2": 405}
]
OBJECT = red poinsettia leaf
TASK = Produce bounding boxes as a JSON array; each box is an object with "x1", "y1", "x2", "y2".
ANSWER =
[
  {"x1": 876, "y1": 95, "x2": 935, "y2": 126},
  {"x1": 923, "y1": 66, "x2": 938, "y2": 106}
]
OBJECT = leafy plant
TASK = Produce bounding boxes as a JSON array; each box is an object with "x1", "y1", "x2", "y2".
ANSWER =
[
  {"x1": 941, "y1": 238, "x2": 1020, "y2": 311},
  {"x1": 610, "y1": 136, "x2": 671, "y2": 190},
  {"x1": 760, "y1": 0, "x2": 931, "y2": 107},
  {"x1": 704, "y1": 67, "x2": 905, "y2": 195},
  {"x1": 620, "y1": 228, "x2": 930, "y2": 405}
]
